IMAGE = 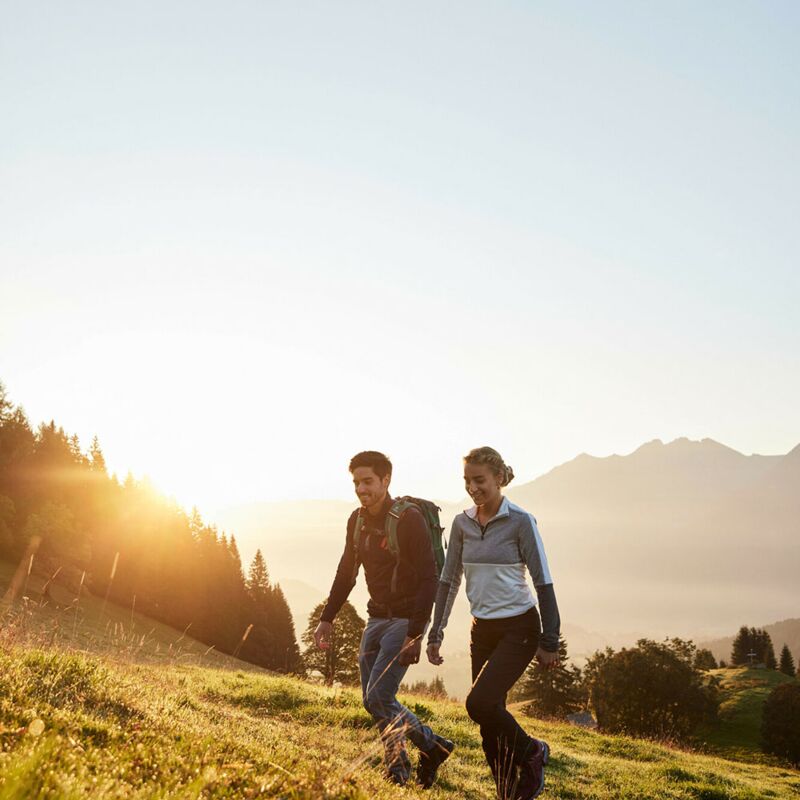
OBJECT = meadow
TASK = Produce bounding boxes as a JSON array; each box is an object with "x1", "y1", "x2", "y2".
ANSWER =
[
  {"x1": 1, "y1": 560, "x2": 799, "y2": 799},
  {"x1": 2, "y1": 646, "x2": 800, "y2": 800}
]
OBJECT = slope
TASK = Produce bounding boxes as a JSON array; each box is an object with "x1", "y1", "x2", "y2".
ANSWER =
[{"x1": 1, "y1": 645, "x2": 798, "y2": 799}]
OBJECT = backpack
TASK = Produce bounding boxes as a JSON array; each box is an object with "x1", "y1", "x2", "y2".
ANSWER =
[{"x1": 352, "y1": 496, "x2": 446, "y2": 593}]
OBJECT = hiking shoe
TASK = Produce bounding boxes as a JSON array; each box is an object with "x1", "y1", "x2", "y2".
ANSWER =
[
  {"x1": 416, "y1": 735, "x2": 455, "y2": 789},
  {"x1": 385, "y1": 748, "x2": 411, "y2": 786},
  {"x1": 515, "y1": 740, "x2": 549, "y2": 799},
  {"x1": 386, "y1": 771, "x2": 408, "y2": 786}
]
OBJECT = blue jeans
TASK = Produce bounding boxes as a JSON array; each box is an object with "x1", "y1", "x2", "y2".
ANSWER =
[{"x1": 359, "y1": 616, "x2": 437, "y2": 780}]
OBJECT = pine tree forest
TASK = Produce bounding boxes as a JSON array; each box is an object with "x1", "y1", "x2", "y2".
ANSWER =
[{"x1": 0, "y1": 382, "x2": 299, "y2": 672}]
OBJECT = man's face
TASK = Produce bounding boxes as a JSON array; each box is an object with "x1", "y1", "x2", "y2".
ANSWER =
[{"x1": 352, "y1": 466, "x2": 390, "y2": 509}]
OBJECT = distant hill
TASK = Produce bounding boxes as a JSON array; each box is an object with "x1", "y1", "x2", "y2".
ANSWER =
[
  {"x1": 216, "y1": 438, "x2": 800, "y2": 660},
  {"x1": 699, "y1": 618, "x2": 800, "y2": 666},
  {"x1": 699, "y1": 666, "x2": 798, "y2": 761},
  {"x1": 506, "y1": 437, "x2": 799, "y2": 636}
]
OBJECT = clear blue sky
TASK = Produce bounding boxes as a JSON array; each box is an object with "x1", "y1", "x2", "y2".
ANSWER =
[{"x1": 1, "y1": 1, "x2": 798, "y2": 513}]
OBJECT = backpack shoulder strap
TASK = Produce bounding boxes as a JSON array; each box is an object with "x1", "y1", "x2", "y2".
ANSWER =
[
  {"x1": 351, "y1": 510, "x2": 365, "y2": 582},
  {"x1": 385, "y1": 497, "x2": 419, "y2": 593},
  {"x1": 385, "y1": 497, "x2": 415, "y2": 557}
]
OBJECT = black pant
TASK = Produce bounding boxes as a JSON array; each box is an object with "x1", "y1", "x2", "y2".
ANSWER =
[{"x1": 466, "y1": 607, "x2": 540, "y2": 784}]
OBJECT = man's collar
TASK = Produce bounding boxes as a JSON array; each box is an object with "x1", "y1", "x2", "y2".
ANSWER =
[
  {"x1": 362, "y1": 493, "x2": 393, "y2": 521},
  {"x1": 465, "y1": 495, "x2": 510, "y2": 521}
]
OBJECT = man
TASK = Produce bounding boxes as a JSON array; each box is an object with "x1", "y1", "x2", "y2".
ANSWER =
[{"x1": 314, "y1": 450, "x2": 454, "y2": 787}]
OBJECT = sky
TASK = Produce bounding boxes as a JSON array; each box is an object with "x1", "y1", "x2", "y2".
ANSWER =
[{"x1": 1, "y1": 1, "x2": 798, "y2": 518}]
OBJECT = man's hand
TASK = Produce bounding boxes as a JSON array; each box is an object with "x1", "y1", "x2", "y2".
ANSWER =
[
  {"x1": 536, "y1": 646, "x2": 559, "y2": 671},
  {"x1": 426, "y1": 642, "x2": 444, "y2": 665},
  {"x1": 314, "y1": 621, "x2": 333, "y2": 650},
  {"x1": 398, "y1": 635, "x2": 422, "y2": 665}
]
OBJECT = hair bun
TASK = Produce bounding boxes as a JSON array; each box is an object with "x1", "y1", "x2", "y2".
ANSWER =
[{"x1": 504, "y1": 465, "x2": 515, "y2": 487}]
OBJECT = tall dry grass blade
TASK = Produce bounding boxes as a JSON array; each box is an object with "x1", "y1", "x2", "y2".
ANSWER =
[
  {"x1": 232, "y1": 623, "x2": 254, "y2": 658},
  {"x1": 71, "y1": 570, "x2": 86, "y2": 644},
  {"x1": 363, "y1": 634, "x2": 422, "y2": 705},
  {"x1": 340, "y1": 715, "x2": 410, "y2": 778},
  {"x1": 22, "y1": 549, "x2": 36, "y2": 599},
  {"x1": 100, "y1": 552, "x2": 120, "y2": 620},
  {"x1": 174, "y1": 622, "x2": 192, "y2": 645},
  {"x1": 1, "y1": 537, "x2": 41, "y2": 619},
  {"x1": 40, "y1": 565, "x2": 62, "y2": 607}
]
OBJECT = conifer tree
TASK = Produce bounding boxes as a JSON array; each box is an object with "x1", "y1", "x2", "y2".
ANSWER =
[
  {"x1": 89, "y1": 436, "x2": 107, "y2": 474},
  {"x1": 514, "y1": 635, "x2": 584, "y2": 719},
  {"x1": 731, "y1": 626, "x2": 777, "y2": 667},
  {"x1": 764, "y1": 638, "x2": 778, "y2": 670},
  {"x1": 269, "y1": 584, "x2": 301, "y2": 672},
  {"x1": 731, "y1": 626, "x2": 751, "y2": 666},
  {"x1": 779, "y1": 644, "x2": 796, "y2": 677},
  {"x1": 694, "y1": 648, "x2": 718, "y2": 671}
]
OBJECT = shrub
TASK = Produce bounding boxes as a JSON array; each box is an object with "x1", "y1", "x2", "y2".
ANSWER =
[
  {"x1": 761, "y1": 682, "x2": 800, "y2": 765},
  {"x1": 586, "y1": 638, "x2": 718, "y2": 741}
]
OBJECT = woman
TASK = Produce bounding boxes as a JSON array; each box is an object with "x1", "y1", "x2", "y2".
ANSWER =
[{"x1": 427, "y1": 446, "x2": 561, "y2": 800}]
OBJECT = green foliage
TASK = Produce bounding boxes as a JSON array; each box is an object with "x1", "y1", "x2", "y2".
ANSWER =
[
  {"x1": 400, "y1": 675, "x2": 448, "y2": 699},
  {"x1": 730, "y1": 626, "x2": 777, "y2": 668},
  {"x1": 696, "y1": 667, "x2": 795, "y2": 761},
  {"x1": 0, "y1": 643, "x2": 797, "y2": 799},
  {"x1": 239, "y1": 550, "x2": 299, "y2": 672},
  {"x1": 778, "y1": 644, "x2": 795, "y2": 677},
  {"x1": 301, "y1": 601, "x2": 364, "y2": 686},
  {"x1": 695, "y1": 648, "x2": 718, "y2": 671},
  {"x1": 761, "y1": 682, "x2": 800, "y2": 765},
  {"x1": 513, "y1": 635, "x2": 585, "y2": 719},
  {"x1": 0, "y1": 381, "x2": 299, "y2": 672},
  {"x1": 0, "y1": 494, "x2": 14, "y2": 553},
  {"x1": 586, "y1": 638, "x2": 719, "y2": 741}
]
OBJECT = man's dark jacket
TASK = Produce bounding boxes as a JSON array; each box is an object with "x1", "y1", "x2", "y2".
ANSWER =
[{"x1": 320, "y1": 495, "x2": 438, "y2": 638}]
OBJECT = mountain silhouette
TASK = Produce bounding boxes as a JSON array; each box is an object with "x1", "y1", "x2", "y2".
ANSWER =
[{"x1": 217, "y1": 437, "x2": 799, "y2": 655}]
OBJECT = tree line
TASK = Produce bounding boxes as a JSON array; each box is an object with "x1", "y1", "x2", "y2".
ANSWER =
[{"x1": 0, "y1": 382, "x2": 299, "y2": 672}]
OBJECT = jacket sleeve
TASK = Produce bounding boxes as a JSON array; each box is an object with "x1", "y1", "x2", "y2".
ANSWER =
[
  {"x1": 319, "y1": 511, "x2": 359, "y2": 623},
  {"x1": 427, "y1": 519, "x2": 464, "y2": 646},
  {"x1": 518, "y1": 512, "x2": 560, "y2": 652},
  {"x1": 401, "y1": 508, "x2": 438, "y2": 639}
]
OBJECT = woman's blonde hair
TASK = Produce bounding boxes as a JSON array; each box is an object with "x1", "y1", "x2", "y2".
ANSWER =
[{"x1": 463, "y1": 446, "x2": 515, "y2": 487}]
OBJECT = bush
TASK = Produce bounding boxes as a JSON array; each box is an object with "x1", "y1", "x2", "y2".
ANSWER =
[
  {"x1": 762, "y1": 682, "x2": 800, "y2": 765},
  {"x1": 586, "y1": 638, "x2": 718, "y2": 741}
]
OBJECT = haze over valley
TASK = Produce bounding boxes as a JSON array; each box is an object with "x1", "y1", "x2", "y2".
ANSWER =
[{"x1": 216, "y1": 436, "x2": 800, "y2": 696}]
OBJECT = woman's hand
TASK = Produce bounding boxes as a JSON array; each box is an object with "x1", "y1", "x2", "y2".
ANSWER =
[
  {"x1": 536, "y1": 646, "x2": 559, "y2": 670},
  {"x1": 426, "y1": 642, "x2": 444, "y2": 665}
]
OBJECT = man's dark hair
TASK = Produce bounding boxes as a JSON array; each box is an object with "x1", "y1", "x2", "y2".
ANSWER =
[{"x1": 349, "y1": 451, "x2": 392, "y2": 479}]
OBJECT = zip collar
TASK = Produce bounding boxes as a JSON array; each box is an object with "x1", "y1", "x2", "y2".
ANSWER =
[{"x1": 464, "y1": 495, "x2": 510, "y2": 523}]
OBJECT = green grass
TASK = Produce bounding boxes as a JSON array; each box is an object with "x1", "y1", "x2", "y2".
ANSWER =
[
  {"x1": 0, "y1": 558, "x2": 246, "y2": 670},
  {"x1": 2, "y1": 560, "x2": 799, "y2": 798},
  {"x1": 698, "y1": 667, "x2": 798, "y2": 763},
  {"x1": 0, "y1": 647, "x2": 798, "y2": 799}
]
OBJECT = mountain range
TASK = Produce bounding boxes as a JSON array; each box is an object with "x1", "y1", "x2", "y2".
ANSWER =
[{"x1": 215, "y1": 437, "x2": 799, "y2": 697}]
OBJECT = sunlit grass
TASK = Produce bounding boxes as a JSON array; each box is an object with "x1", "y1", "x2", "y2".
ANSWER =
[
  {"x1": 1, "y1": 558, "x2": 798, "y2": 798},
  {"x1": 0, "y1": 558, "x2": 243, "y2": 670},
  {"x1": 0, "y1": 645, "x2": 798, "y2": 799}
]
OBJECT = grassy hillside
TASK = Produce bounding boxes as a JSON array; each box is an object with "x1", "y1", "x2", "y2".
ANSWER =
[
  {"x1": 0, "y1": 646, "x2": 799, "y2": 799},
  {"x1": 2, "y1": 559, "x2": 799, "y2": 798},
  {"x1": 0, "y1": 558, "x2": 248, "y2": 670},
  {"x1": 699, "y1": 667, "x2": 798, "y2": 762},
  {"x1": 700, "y1": 620, "x2": 800, "y2": 668}
]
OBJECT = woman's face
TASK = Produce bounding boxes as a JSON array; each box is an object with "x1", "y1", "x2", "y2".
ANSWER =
[{"x1": 464, "y1": 462, "x2": 503, "y2": 508}]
